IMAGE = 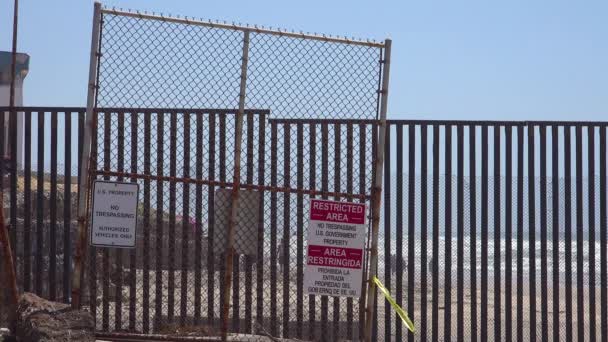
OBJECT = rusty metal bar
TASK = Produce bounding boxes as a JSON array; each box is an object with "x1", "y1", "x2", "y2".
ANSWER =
[
  {"x1": 207, "y1": 113, "x2": 216, "y2": 327},
  {"x1": 283, "y1": 123, "x2": 292, "y2": 338},
  {"x1": 395, "y1": 124, "x2": 404, "y2": 342},
  {"x1": 346, "y1": 123, "x2": 354, "y2": 340},
  {"x1": 383, "y1": 124, "x2": 392, "y2": 341},
  {"x1": 320, "y1": 123, "x2": 329, "y2": 340},
  {"x1": 181, "y1": 112, "x2": 191, "y2": 326},
  {"x1": 194, "y1": 112, "x2": 203, "y2": 326},
  {"x1": 155, "y1": 112, "x2": 165, "y2": 330},
  {"x1": 142, "y1": 111, "x2": 151, "y2": 333},
  {"x1": 72, "y1": 1, "x2": 102, "y2": 309},
  {"x1": 168, "y1": 111, "x2": 177, "y2": 324},
  {"x1": 63, "y1": 111, "x2": 72, "y2": 302},
  {"x1": 23, "y1": 111, "x2": 32, "y2": 293},
  {"x1": 332, "y1": 123, "x2": 341, "y2": 340},
  {"x1": 364, "y1": 38, "x2": 391, "y2": 342},
  {"x1": 179, "y1": 115, "x2": 193, "y2": 327},
  {"x1": 129, "y1": 112, "x2": 138, "y2": 330},
  {"x1": 221, "y1": 30, "x2": 250, "y2": 342},
  {"x1": 587, "y1": 126, "x2": 596, "y2": 341},
  {"x1": 296, "y1": 122, "x2": 305, "y2": 339},
  {"x1": 49, "y1": 111, "x2": 58, "y2": 301},
  {"x1": 91, "y1": 170, "x2": 370, "y2": 200},
  {"x1": 244, "y1": 112, "x2": 254, "y2": 333},
  {"x1": 308, "y1": 123, "x2": 317, "y2": 341},
  {"x1": 270, "y1": 121, "x2": 278, "y2": 336},
  {"x1": 116, "y1": 110, "x2": 125, "y2": 330},
  {"x1": 255, "y1": 115, "x2": 266, "y2": 330}
]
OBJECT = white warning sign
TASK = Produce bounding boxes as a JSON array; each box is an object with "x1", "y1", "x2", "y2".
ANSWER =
[
  {"x1": 304, "y1": 199, "x2": 367, "y2": 298},
  {"x1": 90, "y1": 180, "x2": 139, "y2": 248}
]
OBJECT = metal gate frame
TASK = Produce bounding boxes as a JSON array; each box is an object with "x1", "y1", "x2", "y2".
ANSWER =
[{"x1": 71, "y1": 2, "x2": 391, "y2": 341}]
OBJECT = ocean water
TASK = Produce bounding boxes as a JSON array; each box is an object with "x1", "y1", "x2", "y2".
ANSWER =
[{"x1": 376, "y1": 235, "x2": 605, "y2": 285}]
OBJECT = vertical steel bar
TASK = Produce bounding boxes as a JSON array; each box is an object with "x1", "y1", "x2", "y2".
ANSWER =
[
  {"x1": 528, "y1": 124, "x2": 537, "y2": 342},
  {"x1": 218, "y1": 112, "x2": 226, "y2": 329},
  {"x1": 493, "y1": 125, "x2": 501, "y2": 342},
  {"x1": 505, "y1": 125, "x2": 513, "y2": 342},
  {"x1": 576, "y1": 125, "x2": 584, "y2": 342},
  {"x1": 600, "y1": 126, "x2": 607, "y2": 342},
  {"x1": 50, "y1": 110, "x2": 58, "y2": 301},
  {"x1": 116, "y1": 110, "x2": 125, "y2": 330},
  {"x1": 516, "y1": 125, "x2": 524, "y2": 342},
  {"x1": 408, "y1": 124, "x2": 416, "y2": 342},
  {"x1": 296, "y1": 122, "x2": 305, "y2": 339},
  {"x1": 358, "y1": 123, "x2": 367, "y2": 341},
  {"x1": 565, "y1": 126, "x2": 573, "y2": 341},
  {"x1": 321, "y1": 123, "x2": 329, "y2": 341},
  {"x1": 23, "y1": 111, "x2": 31, "y2": 293},
  {"x1": 309, "y1": 123, "x2": 317, "y2": 341},
  {"x1": 221, "y1": 30, "x2": 250, "y2": 341},
  {"x1": 207, "y1": 113, "x2": 216, "y2": 326},
  {"x1": 36, "y1": 112, "x2": 44, "y2": 296},
  {"x1": 444, "y1": 125, "x2": 452, "y2": 342},
  {"x1": 194, "y1": 112, "x2": 203, "y2": 325},
  {"x1": 283, "y1": 123, "x2": 292, "y2": 338},
  {"x1": 540, "y1": 125, "x2": 548, "y2": 342},
  {"x1": 396, "y1": 124, "x2": 403, "y2": 342},
  {"x1": 346, "y1": 123, "x2": 354, "y2": 340},
  {"x1": 333, "y1": 123, "x2": 341, "y2": 340},
  {"x1": 270, "y1": 121, "x2": 278, "y2": 337},
  {"x1": 180, "y1": 112, "x2": 190, "y2": 326},
  {"x1": 102, "y1": 112, "x2": 111, "y2": 331},
  {"x1": 480, "y1": 125, "x2": 488, "y2": 342},
  {"x1": 168, "y1": 111, "x2": 177, "y2": 324},
  {"x1": 78, "y1": 112, "x2": 84, "y2": 207},
  {"x1": 63, "y1": 111, "x2": 72, "y2": 302},
  {"x1": 420, "y1": 124, "x2": 429, "y2": 342},
  {"x1": 372, "y1": 122, "x2": 379, "y2": 342},
  {"x1": 432, "y1": 124, "x2": 440, "y2": 342},
  {"x1": 142, "y1": 111, "x2": 151, "y2": 333},
  {"x1": 72, "y1": 2, "x2": 102, "y2": 308},
  {"x1": 244, "y1": 112, "x2": 254, "y2": 333},
  {"x1": 588, "y1": 125, "x2": 597, "y2": 342},
  {"x1": 469, "y1": 124, "x2": 477, "y2": 342},
  {"x1": 383, "y1": 125, "x2": 392, "y2": 342},
  {"x1": 551, "y1": 125, "x2": 560, "y2": 341},
  {"x1": 154, "y1": 112, "x2": 164, "y2": 330},
  {"x1": 456, "y1": 124, "x2": 464, "y2": 342},
  {"x1": 129, "y1": 112, "x2": 137, "y2": 330},
  {"x1": 255, "y1": 115, "x2": 266, "y2": 330},
  {"x1": 364, "y1": 39, "x2": 392, "y2": 342}
]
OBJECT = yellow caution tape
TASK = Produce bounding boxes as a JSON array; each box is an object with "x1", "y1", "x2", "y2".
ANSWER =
[{"x1": 373, "y1": 276, "x2": 416, "y2": 333}]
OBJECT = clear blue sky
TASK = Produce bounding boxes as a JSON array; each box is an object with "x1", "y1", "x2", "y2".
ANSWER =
[{"x1": 1, "y1": 0, "x2": 607, "y2": 121}]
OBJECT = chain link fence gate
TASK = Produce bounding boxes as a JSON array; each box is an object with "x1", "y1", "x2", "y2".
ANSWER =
[{"x1": 72, "y1": 3, "x2": 390, "y2": 340}]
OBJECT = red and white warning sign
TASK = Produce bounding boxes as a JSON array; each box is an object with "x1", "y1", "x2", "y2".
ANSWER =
[{"x1": 304, "y1": 199, "x2": 367, "y2": 298}]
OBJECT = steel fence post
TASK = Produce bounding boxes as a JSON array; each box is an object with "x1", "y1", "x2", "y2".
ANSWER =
[
  {"x1": 364, "y1": 38, "x2": 392, "y2": 342},
  {"x1": 221, "y1": 30, "x2": 250, "y2": 341},
  {"x1": 72, "y1": 1, "x2": 102, "y2": 309}
]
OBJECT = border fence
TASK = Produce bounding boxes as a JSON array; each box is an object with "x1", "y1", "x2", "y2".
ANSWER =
[{"x1": 1, "y1": 4, "x2": 608, "y2": 342}]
